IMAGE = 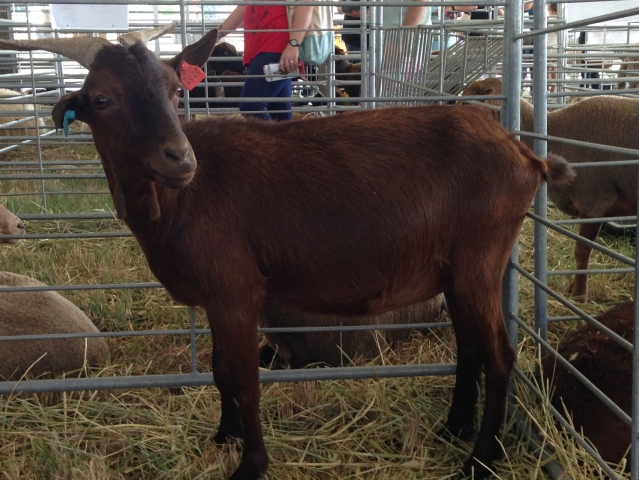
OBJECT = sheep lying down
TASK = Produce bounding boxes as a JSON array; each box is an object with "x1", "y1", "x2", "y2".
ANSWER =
[
  {"x1": 0, "y1": 205, "x2": 25, "y2": 244},
  {"x1": 260, "y1": 296, "x2": 446, "y2": 368},
  {"x1": 540, "y1": 301, "x2": 634, "y2": 470},
  {"x1": 0, "y1": 272, "x2": 110, "y2": 380}
]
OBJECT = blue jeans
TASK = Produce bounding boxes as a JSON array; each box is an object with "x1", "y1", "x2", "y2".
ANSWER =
[{"x1": 240, "y1": 52, "x2": 292, "y2": 121}]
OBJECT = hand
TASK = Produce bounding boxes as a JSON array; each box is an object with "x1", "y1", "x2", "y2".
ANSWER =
[{"x1": 279, "y1": 45, "x2": 300, "y2": 74}]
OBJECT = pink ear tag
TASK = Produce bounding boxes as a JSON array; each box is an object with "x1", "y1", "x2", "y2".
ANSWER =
[{"x1": 179, "y1": 61, "x2": 206, "y2": 90}]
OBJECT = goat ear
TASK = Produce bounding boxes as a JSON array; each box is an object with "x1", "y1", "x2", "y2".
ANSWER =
[
  {"x1": 166, "y1": 28, "x2": 219, "y2": 71},
  {"x1": 52, "y1": 91, "x2": 89, "y2": 129}
]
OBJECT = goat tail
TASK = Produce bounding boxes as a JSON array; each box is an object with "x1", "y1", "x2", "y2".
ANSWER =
[{"x1": 544, "y1": 153, "x2": 575, "y2": 187}]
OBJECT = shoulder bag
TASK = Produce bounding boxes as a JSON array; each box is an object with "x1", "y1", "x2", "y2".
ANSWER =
[{"x1": 287, "y1": 1, "x2": 334, "y2": 66}]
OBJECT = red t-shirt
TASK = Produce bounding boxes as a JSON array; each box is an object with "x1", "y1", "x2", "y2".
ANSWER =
[{"x1": 243, "y1": 4, "x2": 289, "y2": 66}]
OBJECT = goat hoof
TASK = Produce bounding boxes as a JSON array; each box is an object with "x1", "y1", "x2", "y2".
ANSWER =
[
  {"x1": 458, "y1": 458, "x2": 494, "y2": 479},
  {"x1": 437, "y1": 423, "x2": 475, "y2": 442},
  {"x1": 214, "y1": 431, "x2": 243, "y2": 449},
  {"x1": 228, "y1": 460, "x2": 267, "y2": 480},
  {"x1": 229, "y1": 467, "x2": 262, "y2": 480},
  {"x1": 568, "y1": 282, "x2": 588, "y2": 301}
]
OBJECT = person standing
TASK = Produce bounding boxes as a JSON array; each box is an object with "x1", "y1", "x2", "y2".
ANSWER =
[
  {"x1": 338, "y1": 4, "x2": 366, "y2": 56},
  {"x1": 383, "y1": 0, "x2": 431, "y2": 27},
  {"x1": 218, "y1": 2, "x2": 313, "y2": 121}
]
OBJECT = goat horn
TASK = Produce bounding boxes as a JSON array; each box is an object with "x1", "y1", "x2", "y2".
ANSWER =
[
  {"x1": 118, "y1": 21, "x2": 179, "y2": 48},
  {"x1": 0, "y1": 36, "x2": 111, "y2": 69}
]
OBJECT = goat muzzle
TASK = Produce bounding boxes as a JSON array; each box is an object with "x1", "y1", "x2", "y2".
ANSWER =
[{"x1": 150, "y1": 141, "x2": 197, "y2": 189}]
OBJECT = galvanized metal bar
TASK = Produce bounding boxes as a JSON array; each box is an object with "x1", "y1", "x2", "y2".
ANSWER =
[
  {"x1": 0, "y1": 174, "x2": 106, "y2": 180},
  {"x1": 532, "y1": 0, "x2": 548, "y2": 350},
  {"x1": 527, "y1": 212, "x2": 636, "y2": 267},
  {"x1": 632, "y1": 176, "x2": 639, "y2": 479},
  {"x1": 0, "y1": 321, "x2": 453, "y2": 342},
  {"x1": 24, "y1": 7, "x2": 48, "y2": 212},
  {"x1": 515, "y1": 6, "x2": 639, "y2": 39},
  {"x1": 553, "y1": 216, "x2": 637, "y2": 225},
  {"x1": 506, "y1": 403, "x2": 566, "y2": 480},
  {"x1": 514, "y1": 367, "x2": 623, "y2": 480},
  {"x1": 0, "y1": 363, "x2": 458, "y2": 395},
  {"x1": 0, "y1": 233, "x2": 132, "y2": 241},
  {"x1": 514, "y1": 264, "x2": 634, "y2": 352},
  {"x1": 517, "y1": 131, "x2": 639, "y2": 157},
  {"x1": 512, "y1": 315, "x2": 632, "y2": 427},
  {"x1": 17, "y1": 213, "x2": 117, "y2": 220},
  {"x1": 502, "y1": 0, "x2": 524, "y2": 358},
  {"x1": 0, "y1": 282, "x2": 163, "y2": 293},
  {"x1": 548, "y1": 268, "x2": 635, "y2": 276}
]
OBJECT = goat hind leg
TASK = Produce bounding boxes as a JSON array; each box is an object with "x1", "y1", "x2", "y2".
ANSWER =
[
  {"x1": 438, "y1": 290, "x2": 482, "y2": 441},
  {"x1": 461, "y1": 312, "x2": 515, "y2": 479},
  {"x1": 444, "y1": 280, "x2": 515, "y2": 478}
]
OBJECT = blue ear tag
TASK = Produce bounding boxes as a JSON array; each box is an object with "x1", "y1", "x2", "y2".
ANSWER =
[{"x1": 63, "y1": 110, "x2": 76, "y2": 137}]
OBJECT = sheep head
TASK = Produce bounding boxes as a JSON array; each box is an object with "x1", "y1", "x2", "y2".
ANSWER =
[
  {"x1": 459, "y1": 78, "x2": 504, "y2": 119},
  {"x1": 0, "y1": 206, "x2": 25, "y2": 245},
  {"x1": 0, "y1": 24, "x2": 219, "y2": 219}
]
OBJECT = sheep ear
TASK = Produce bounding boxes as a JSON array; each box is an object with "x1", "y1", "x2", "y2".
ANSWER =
[
  {"x1": 52, "y1": 91, "x2": 89, "y2": 129},
  {"x1": 113, "y1": 181, "x2": 128, "y2": 221},
  {"x1": 166, "y1": 28, "x2": 218, "y2": 71},
  {"x1": 483, "y1": 87, "x2": 495, "y2": 96},
  {"x1": 148, "y1": 182, "x2": 161, "y2": 221}
]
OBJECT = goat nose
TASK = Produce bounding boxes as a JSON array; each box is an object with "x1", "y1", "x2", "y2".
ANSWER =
[
  {"x1": 163, "y1": 145, "x2": 190, "y2": 164},
  {"x1": 17, "y1": 222, "x2": 24, "y2": 230}
]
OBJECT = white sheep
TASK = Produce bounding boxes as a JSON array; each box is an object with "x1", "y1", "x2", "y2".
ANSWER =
[
  {"x1": 0, "y1": 207, "x2": 109, "y2": 379},
  {"x1": 0, "y1": 88, "x2": 45, "y2": 138},
  {"x1": 0, "y1": 205, "x2": 25, "y2": 244},
  {"x1": 462, "y1": 78, "x2": 639, "y2": 300},
  {"x1": 0, "y1": 271, "x2": 111, "y2": 380}
]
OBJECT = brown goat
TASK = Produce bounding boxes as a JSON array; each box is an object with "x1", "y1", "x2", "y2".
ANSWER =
[
  {"x1": 0, "y1": 25, "x2": 574, "y2": 479},
  {"x1": 540, "y1": 301, "x2": 634, "y2": 469}
]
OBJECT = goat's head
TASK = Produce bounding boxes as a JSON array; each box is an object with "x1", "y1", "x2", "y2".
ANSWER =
[
  {"x1": 0, "y1": 23, "x2": 218, "y2": 217},
  {"x1": 0, "y1": 205, "x2": 25, "y2": 244}
]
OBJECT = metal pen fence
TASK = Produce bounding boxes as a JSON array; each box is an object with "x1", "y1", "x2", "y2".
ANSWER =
[
  {"x1": 1, "y1": 1, "x2": 639, "y2": 479},
  {"x1": 0, "y1": 2, "x2": 462, "y2": 386}
]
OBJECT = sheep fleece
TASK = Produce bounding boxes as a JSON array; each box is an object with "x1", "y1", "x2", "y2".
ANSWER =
[{"x1": 0, "y1": 272, "x2": 110, "y2": 379}]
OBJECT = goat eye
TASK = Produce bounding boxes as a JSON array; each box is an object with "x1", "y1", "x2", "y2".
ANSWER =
[
  {"x1": 92, "y1": 95, "x2": 109, "y2": 110},
  {"x1": 175, "y1": 88, "x2": 183, "y2": 97}
]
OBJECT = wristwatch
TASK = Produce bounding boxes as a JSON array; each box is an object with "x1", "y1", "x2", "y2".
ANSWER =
[{"x1": 289, "y1": 39, "x2": 300, "y2": 47}]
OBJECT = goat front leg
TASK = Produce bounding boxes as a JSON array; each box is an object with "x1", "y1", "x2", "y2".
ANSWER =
[
  {"x1": 207, "y1": 300, "x2": 268, "y2": 480},
  {"x1": 569, "y1": 221, "x2": 602, "y2": 301}
]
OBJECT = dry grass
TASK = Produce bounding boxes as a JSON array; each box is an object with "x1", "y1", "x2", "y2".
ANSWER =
[{"x1": 0, "y1": 141, "x2": 635, "y2": 479}]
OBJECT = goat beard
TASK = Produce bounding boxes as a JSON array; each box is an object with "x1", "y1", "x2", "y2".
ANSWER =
[
  {"x1": 147, "y1": 182, "x2": 162, "y2": 221},
  {"x1": 113, "y1": 180, "x2": 128, "y2": 221}
]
